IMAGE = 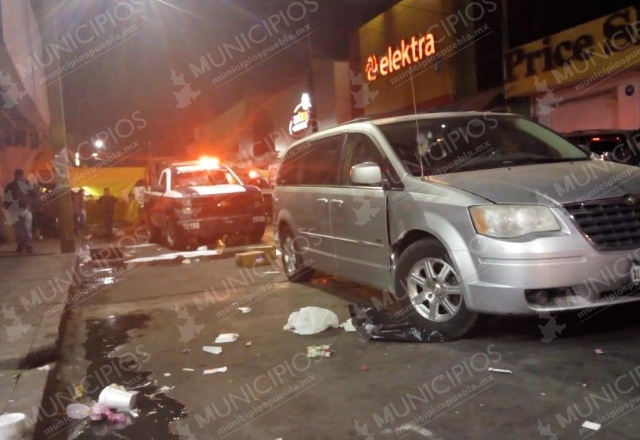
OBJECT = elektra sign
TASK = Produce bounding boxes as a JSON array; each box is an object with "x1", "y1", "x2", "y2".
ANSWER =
[{"x1": 365, "y1": 33, "x2": 436, "y2": 82}]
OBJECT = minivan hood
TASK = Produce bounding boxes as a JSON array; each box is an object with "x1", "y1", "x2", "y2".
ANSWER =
[{"x1": 429, "y1": 161, "x2": 640, "y2": 205}]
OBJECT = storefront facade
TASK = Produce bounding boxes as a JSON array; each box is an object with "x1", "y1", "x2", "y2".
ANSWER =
[
  {"x1": 191, "y1": 59, "x2": 350, "y2": 166},
  {"x1": 504, "y1": 7, "x2": 640, "y2": 133},
  {"x1": 349, "y1": 0, "x2": 496, "y2": 117}
]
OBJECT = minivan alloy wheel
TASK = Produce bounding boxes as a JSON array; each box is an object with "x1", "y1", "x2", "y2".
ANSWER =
[
  {"x1": 282, "y1": 235, "x2": 298, "y2": 276},
  {"x1": 407, "y1": 257, "x2": 461, "y2": 322}
]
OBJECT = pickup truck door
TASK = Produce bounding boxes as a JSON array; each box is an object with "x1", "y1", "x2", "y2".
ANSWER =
[{"x1": 146, "y1": 170, "x2": 169, "y2": 228}]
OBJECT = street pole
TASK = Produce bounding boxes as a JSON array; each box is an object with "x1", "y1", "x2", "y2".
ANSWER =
[{"x1": 46, "y1": 0, "x2": 75, "y2": 253}]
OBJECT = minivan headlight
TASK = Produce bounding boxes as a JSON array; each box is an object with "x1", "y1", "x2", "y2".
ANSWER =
[{"x1": 469, "y1": 205, "x2": 560, "y2": 238}]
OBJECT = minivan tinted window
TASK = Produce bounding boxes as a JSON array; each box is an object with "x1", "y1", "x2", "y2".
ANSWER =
[
  {"x1": 377, "y1": 115, "x2": 589, "y2": 176},
  {"x1": 293, "y1": 135, "x2": 343, "y2": 186}
]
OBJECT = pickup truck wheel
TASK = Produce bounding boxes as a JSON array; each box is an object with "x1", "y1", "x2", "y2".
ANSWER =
[
  {"x1": 395, "y1": 238, "x2": 478, "y2": 340},
  {"x1": 280, "y1": 228, "x2": 314, "y2": 282},
  {"x1": 165, "y1": 220, "x2": 185, "y2": 250},
  {"x1": 146, "y1": 217, "x2": 161, "y2": 243},
  {"x1": 249, "y1": 225, "x2": 265, "y2": 244}
]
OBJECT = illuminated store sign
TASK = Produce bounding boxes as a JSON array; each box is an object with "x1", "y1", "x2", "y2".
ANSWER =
[{"x1": 365, "y1": 33, "x2": 437, "y2": 82}]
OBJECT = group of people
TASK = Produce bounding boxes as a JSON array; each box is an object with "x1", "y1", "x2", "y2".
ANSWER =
[{"x1": 3, "y1": 168, "x2": 120, "y2": 253}]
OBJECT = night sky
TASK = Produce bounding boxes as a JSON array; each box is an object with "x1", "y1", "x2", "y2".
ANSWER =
[{"x1": 44, "y1": 0, "x2": 638, "y2": 158}]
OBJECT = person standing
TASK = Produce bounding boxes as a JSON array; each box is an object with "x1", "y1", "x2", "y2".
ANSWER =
[
  {"x1": 98, "y1": 188, "x2": 116, "y2": 238},
  {"x1": 3, "y1": 169, "x2": 36, "y2": 253}
]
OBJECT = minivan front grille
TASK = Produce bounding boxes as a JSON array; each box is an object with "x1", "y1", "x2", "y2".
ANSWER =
[{"x1": 563, "y1": 195, "x2": 640, "y2": 250}]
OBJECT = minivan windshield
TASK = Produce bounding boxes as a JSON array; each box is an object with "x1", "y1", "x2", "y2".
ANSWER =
[{"x1": 376, "y1": 115, "x2": 590, "y2": 176}]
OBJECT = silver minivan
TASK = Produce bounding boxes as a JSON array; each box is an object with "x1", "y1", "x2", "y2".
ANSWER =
[{"x1": 274, "y1": 112, "x2": 640, "y2": 339}]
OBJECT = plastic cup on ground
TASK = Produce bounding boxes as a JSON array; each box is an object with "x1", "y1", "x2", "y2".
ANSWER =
[
  {"x1": 98, "y1": 385, "x2": 137, "y2": 411},
  {"x1": 0, "y1": 413, "x2": 26, "y2": 440}
]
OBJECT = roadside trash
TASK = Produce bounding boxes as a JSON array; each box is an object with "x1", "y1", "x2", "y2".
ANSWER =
[
  {"x1": 182, "y1": 259, "x2": 192, "y2": 265},
  {"x1": 283, "y1": 307, "x2": 339, "y2": 335},
  {"x1": 238, "y1": 307, "x2": 252, "y2": 313},
  {"x1": 164, "y1": 373, "x2": 171, "y2": 377},
  {"x1": 66, "y1": 403, "x2": 91, "y2": 420},
  {"x1": 128, "y1": 409, "x2": 139, "y2": 418},
  {"x1": 236, "y1": 250, "x2": 271, "y2": 267},
  {"x1": 0, "y1": 413, "x2": 26, "y2": 438},
  {"x1": 203, "y1": 346, "x2": 223, "y2": 354},
  {"x1": 204, "y1": 367, "x2": 228, "y2": 375},
  {"x1": 182, "y1": 368, "x2": 195, "y2": 372},
  {"x1": 581, "y1": 421, "x2": 601, "y2": 431},
  {"x1": 276, "y1": 249, "x2": 282, "y2": 256},
  {"x1": 90, "y1": 403, "x2": 127, "y2": 423},
  {"x1": 340, "y1": 319, "x2": 357, "y2": 332},
  {"x1": 197, "y1": 246, "x2": 208, "y2": 251},
  {"x1": 159, "y1": 386, "x2": 174, "y2": 392},
  {"x1": 215, "y1": 334, "x2": 239, "y2": 343},
  {"x1": 37, "y1": 364, "x2": 52, "y2": 371},
  {"x1": 73, "y1": 385, "x2": 85, "y2": 399},
  {"x1": 307, "y1": 345, "x2": 333, "y2": 358},
  {"x1": 98, "y1": 384, "x2": 138, "y2": 411},
  {"x1": 361, "y1": 365, "x2": 369, "y2": 372},
  {"x1": 349, "y1": 304, "x2": 449, "y2": 343},
  {"x1": 488, "y1": 368, "x2": 513, "y2": 374},
  {"x1": 594, "y1": 349, "x2": 604, "y2": 354},
  {"x1": 246, "y1": 341, "x2": 252, "y2": 347},
  {"x1": 129, "y1": 381, "x2": 152, "y2": 390},
  {"x1": 182, "y1": 348, "x2": 191, "y2": 354}
]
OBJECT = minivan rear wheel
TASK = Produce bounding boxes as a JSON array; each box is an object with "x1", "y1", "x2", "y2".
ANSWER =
[
  {"x1": 395, "y1": 239, "x2": 477, "y2": 340},
  {"x1": 280, "y1": 228, "x2": 314, "y2": 282}
]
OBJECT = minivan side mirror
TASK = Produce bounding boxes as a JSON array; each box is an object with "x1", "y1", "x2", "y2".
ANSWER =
[{"x1": 351, "y1": 162, "x2": 382, "y2": 186}]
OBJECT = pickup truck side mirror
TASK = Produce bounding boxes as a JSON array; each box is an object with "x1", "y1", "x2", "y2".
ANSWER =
[
  {"x1": 351, "y1": 162, "x2": 382, "y2": 186},
  {"x1": 151, "y1": 184, "x2": 165, "y2": 193}
]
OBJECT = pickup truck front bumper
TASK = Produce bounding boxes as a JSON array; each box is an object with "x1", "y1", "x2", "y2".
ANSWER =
[{"x1": 176, "y1": 214, "x2": 266, "y2": 238}]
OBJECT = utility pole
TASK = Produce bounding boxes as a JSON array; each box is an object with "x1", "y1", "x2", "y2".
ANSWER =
[{"x1": 45, "y1": 0, "x2": 75, "y2": 253}]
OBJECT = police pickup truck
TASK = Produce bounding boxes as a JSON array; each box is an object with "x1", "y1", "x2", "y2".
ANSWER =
[{"x1": 143, "y1": 158, "x2": 266, "y2": 249}]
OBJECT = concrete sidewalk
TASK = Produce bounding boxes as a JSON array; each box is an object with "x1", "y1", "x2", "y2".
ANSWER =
[{"x1": 0, "y1": 238, "x2": 76, "y2": 438}]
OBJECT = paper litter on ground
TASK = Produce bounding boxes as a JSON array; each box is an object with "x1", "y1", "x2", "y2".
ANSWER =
[
  {"x1": 581, "y1": 421, "x2": 601, "y2": 431},
  {"x1": 197, "y1": 246, "x2": 208, "y2": 251},
  {"x1": 182, "y1": 368, "x2": 195, "y2": 372},
  {"x1": 283, "y1": 307, "x2": 339, "y2": 335},
  {"x1": 488, "y1": 368, "x2": 512, "y2": 374},
  {"x1": 340, "y1": 319, "x2": 356, "y2": 332},
  {"x1": 37, "y1": 364, "x2": 52, "y2": 371},
  {"x1": 238, "y1": 307, "x2": 252, "y2": 313},
  {"x1": 163, "y1": 373, "x2": 171, "y2": 377},
  {"x1": 594, "y1": 349, "x2": 604, "y2": 354},
  {"x1": 307, "y1": 345, "x2": 333, "y2": 358},
  {"x1": 204, "y1": 367, "x2": 228, "y2": 375},
  {"x1": 203, "y1": 346, "x2": 223, "y2": 354},
  {"x1": 125, "y1": 243, "x2": 156, "y2": 248},
  {"x1": 215, "y1": 333, "x2": 239, "y2": 343}
]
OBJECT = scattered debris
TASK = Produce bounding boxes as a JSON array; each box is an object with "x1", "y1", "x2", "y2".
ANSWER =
[
  {"x1": 361, "y1": 365, "x2": 369, "y2": 372},
  {"x1": 246, "y1": 341, "x2": 252, "y2": 347},
  {"x1": 90, "y1": 403, "x2": 127, "y2": 423},
  {"x1": 128, "y1": 409, "x2": 139, "y2": 418},
  {"x1": 129, "y1": 381, "x2": 152, "y2": 390},
  {"x1": 238, "y1": 307, "x2": 252, "y2": 314},
  {"x1": 98, "y1": 384, "x2": 138, "y2": 411},
  {"x1": 215, "y1": 334, "x2": 239, "y2": 343},
  {"x1": 307, "y1": 345, "x2": 333, "y2": 358},
  {"x1": 66, "y1": 403, "x2": 91, "y2": 420},
  {"x1": 283, "y1": 307, "x2": 339, "y2": 335},
  {"x1": 164, "y1": 373, "x2": 171, "y2": 377},
  {"x1": 37, "y1": 364, "x2": 52, "y2": 371},
  {"x1": 73, "y1": 385, "x2": 85, "y2": 399},
  {"x1": 594, "y1": 349, "x2": 604, "y2": 354},
  {"x1": 203, "y1": 346, "x2": 223, "y2": 355},
  {"x1": 262, "y1": 270, "x2": 280, "y2": 275},
  {"x1": 349, "y1": 304, "x2": 449, "y2": 343},
  {"x1": 581, "y1": 421, "x2": 601, "y2": 431},
  {"x1": 236, "y1": 250, "x2": 271, "y2": 267},
  {"x1": 197, "y1": 245, "x2": 208, "y2": 251},
  {"x1": 182, "y1": 368, "x2": 195, "y2": 372},
  {"x1": 125, "y1": 249, "x2": 221, "y2": 264},
  {"x1": 182, "y1": 259, "x2": 192, "y2": 265},
  {"x1": 182, "y1": 348, "x2": 191, "y2": 354},
  {"x1": 488, "y1": 368, "x2": 513, "y2": 374},
  {"x1": 204, "y1": 367, "x2": 228, "y2": 375},
  {"x1": 340, "y1": 319, "x2": 357, "y2": 332},
  {"x1": 159, "y1": 386, "x2": 175, "y2": 393}
]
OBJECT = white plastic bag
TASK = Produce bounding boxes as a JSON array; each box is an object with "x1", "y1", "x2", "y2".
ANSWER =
[{"x1": 283, "y1": 307, "x2": 339, "y2": 335}]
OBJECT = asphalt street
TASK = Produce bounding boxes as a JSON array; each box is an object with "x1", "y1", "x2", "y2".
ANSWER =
[{"x1": 39, "y1": 226, "x2": 640, "y2": 440}]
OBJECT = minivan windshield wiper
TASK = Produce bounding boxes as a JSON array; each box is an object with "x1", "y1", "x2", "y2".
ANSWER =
[{"x1": 453, "y1": 157, "x2": 590, "y2": 172}]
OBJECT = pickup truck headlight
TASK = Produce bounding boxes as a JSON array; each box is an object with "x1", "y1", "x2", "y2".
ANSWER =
[
  {"x1": 253, "y1": 193, "x2": 264, "y2": 209},
  {"x1": 177, "y1": 198, "x2": 192, "y2": 216},
  {"x1": 469, "y1": 205, "x2": 560, "y2": 238}
]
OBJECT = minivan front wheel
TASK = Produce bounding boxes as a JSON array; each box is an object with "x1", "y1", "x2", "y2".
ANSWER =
[
  {"x1": 395, "y1": 239, "x2": 477, "y2": 340},
  {"x1": 280, "y1": 228, "x2": 314, "y2": 282}
]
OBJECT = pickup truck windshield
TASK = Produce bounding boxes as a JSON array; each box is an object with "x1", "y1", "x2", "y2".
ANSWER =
[
  {"x1": 376, "y1": 115, "x2": 589, "y2": 177},
  {"x1": 173, "y1": 170, "x2": 240, "y2": 188}
]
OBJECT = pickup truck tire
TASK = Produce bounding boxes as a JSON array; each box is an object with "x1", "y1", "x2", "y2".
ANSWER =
[
  {"x1": 395, "y1": 238, "x2": 478, "y2": 340},
  {"x1": 280, "y1": 227, "x2": 314, "y2": 282},
  {"x1": 146, "y1": 216, "x2": 161, "y2": 243},
  {"x1": 164, "y1": 219, "x2": 185, "y2": 250},
  {"x1": 249, "y1": 225, "x2": 265, "y2": 244}
]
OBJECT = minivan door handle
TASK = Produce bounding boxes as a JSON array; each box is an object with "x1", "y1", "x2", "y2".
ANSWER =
[
  {"x1": 330, "y1": 199, "x2": 344, "y2": 207},
  {"x1": 316, "y1": 198, "x2": 328, "y2": 205}
]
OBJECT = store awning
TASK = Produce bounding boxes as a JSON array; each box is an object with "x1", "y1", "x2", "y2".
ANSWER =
[{"x1": 431, "y1": 87, "x2": 504, "y2": 112}]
